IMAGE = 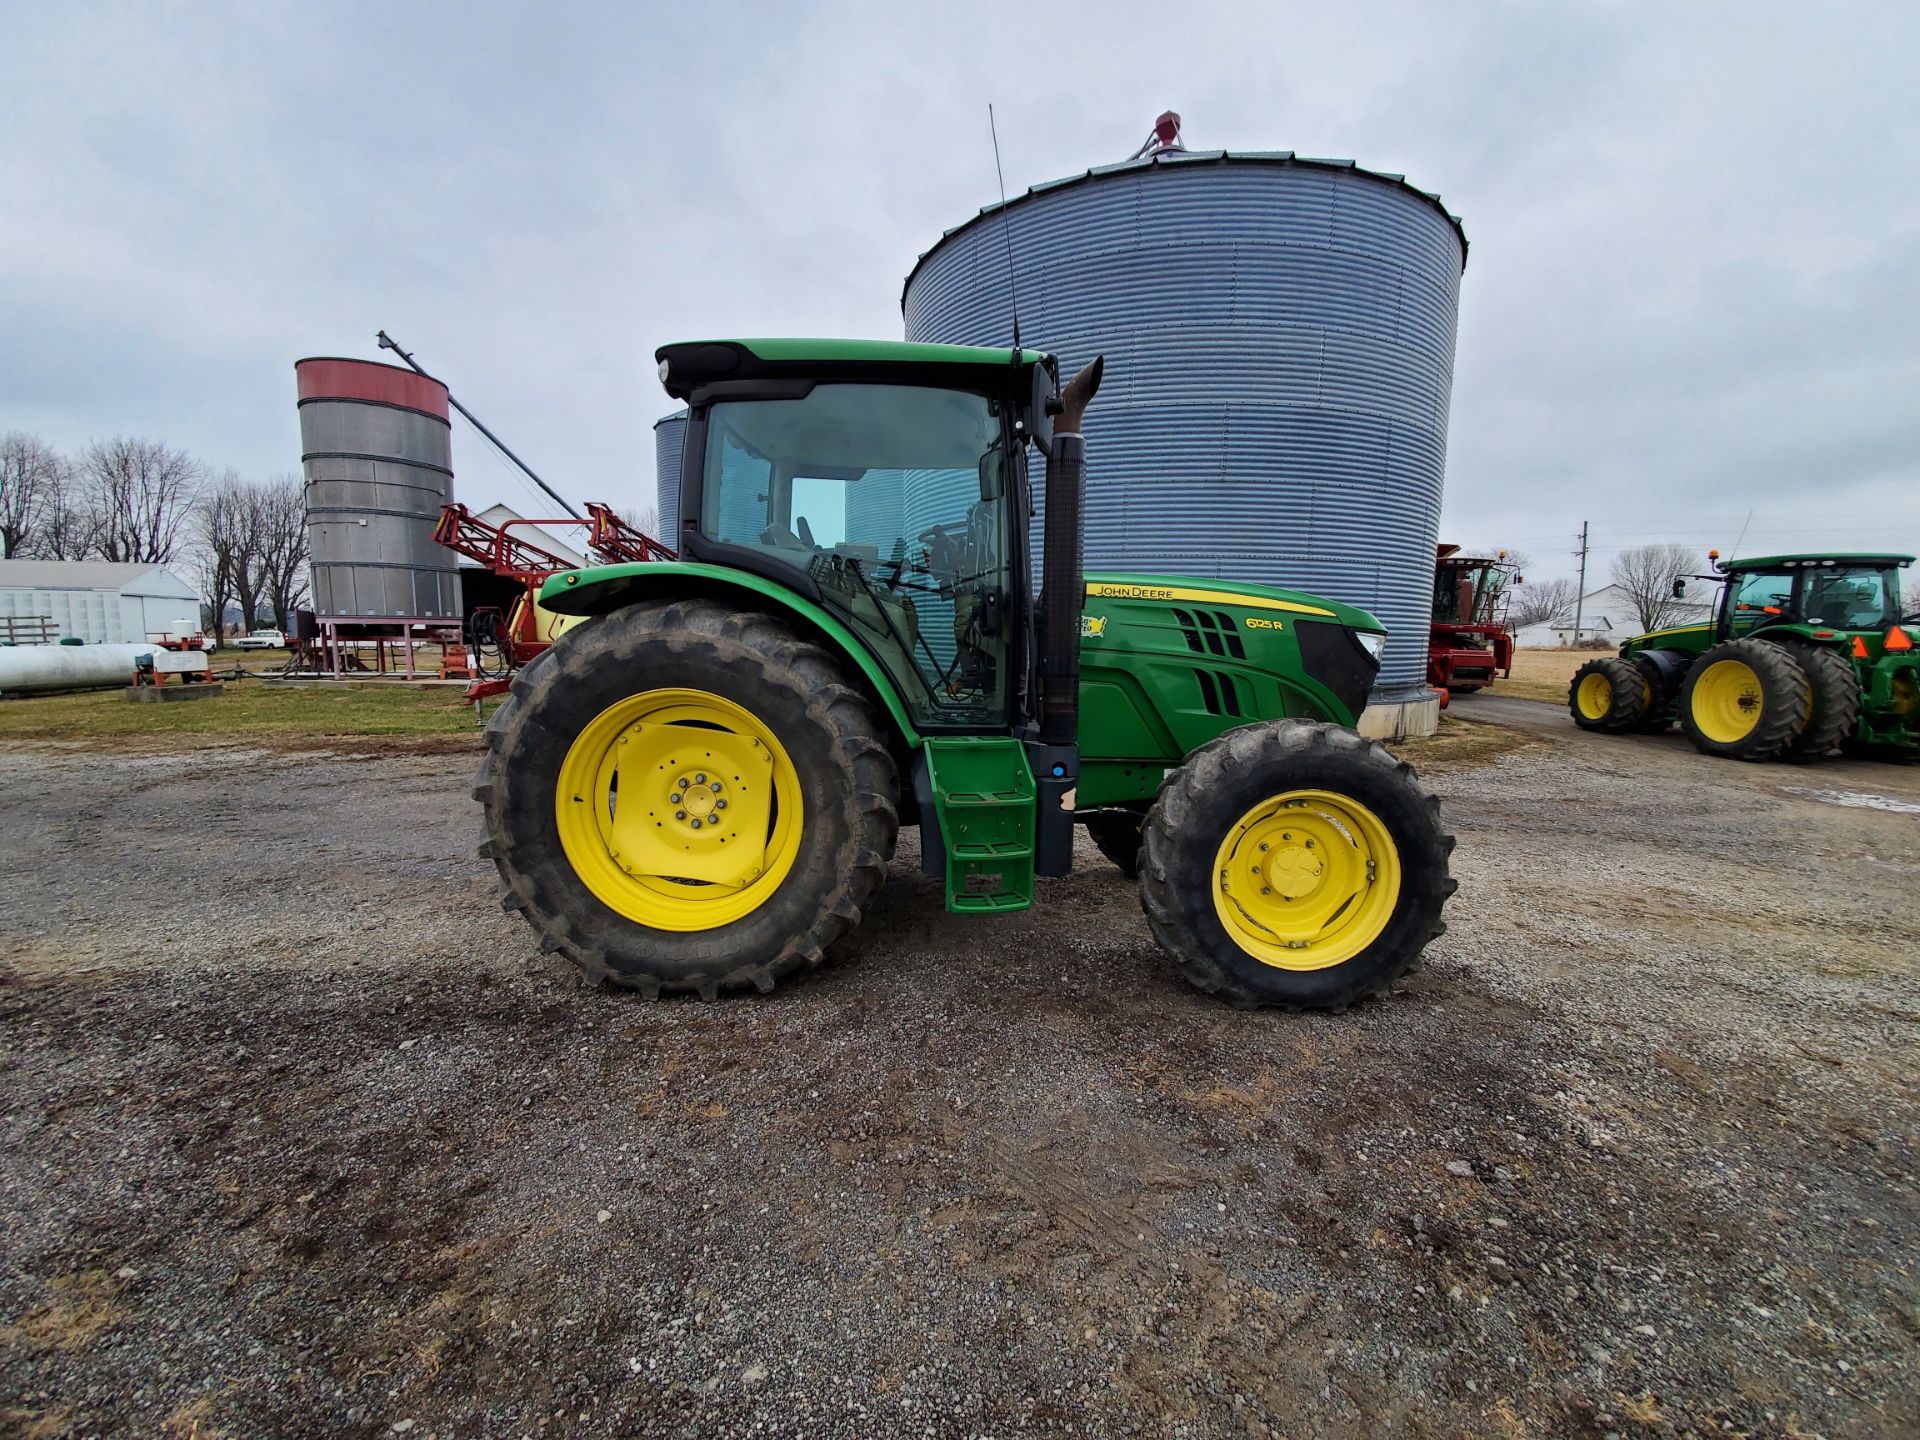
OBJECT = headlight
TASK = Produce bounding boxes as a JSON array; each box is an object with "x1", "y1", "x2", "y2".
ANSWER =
[{"x1": 1354, "y1": 630, "x2": 1387, "y2": 661}]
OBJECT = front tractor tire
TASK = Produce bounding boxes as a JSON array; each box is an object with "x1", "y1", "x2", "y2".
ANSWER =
[
  {"x1": 1138, "y1": 721, "x2": 1456, "y2": 1011},
  {"x1": 1679, "y1": 638, "x2": 1812, "y2": 762},
  {"x1": 1569, "y1": 656, "x2": 1651, "y2": 733},
  {"x1": 475, "y1": 600, "x2": 900, "y2": 997}
]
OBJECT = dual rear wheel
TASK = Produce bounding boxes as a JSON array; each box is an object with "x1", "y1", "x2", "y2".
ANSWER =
[{"x1": 1569, "y1": 637, "x2": 1855, "y2": 762}]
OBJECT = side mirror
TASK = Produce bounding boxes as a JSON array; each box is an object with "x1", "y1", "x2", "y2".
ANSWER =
[
  {"x1": 979, "y1": 451, "x2": 1003, "y2": 503},
  {"x1": 1672, "y1": 578, "x2": 1687, "y2": 598}
]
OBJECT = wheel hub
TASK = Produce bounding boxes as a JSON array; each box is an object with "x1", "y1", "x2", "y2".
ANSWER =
[{"x1": 1261, "y1": 839, "x2": 1324, "y2": 899}]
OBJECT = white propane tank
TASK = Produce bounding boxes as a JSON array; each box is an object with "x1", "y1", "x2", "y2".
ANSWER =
[{"x1": 0, "y1": 643, "x2": 160, "y2": 695}]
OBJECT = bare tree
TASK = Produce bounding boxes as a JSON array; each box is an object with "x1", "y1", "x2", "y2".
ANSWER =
[
  {"x1": 192, "y1": 471, "x2": 251, "y2": 638},
  {"x1": 1611, "y1": 543, "x2": 1703, "y2": 632},
  {"x1": 37, "y1": 467, "x2": 95, "y2": 560},
  {"x1": 617, "y1": 505, "x2": 660, "y2": 539},
  {"x1": 79, "y1": 438, "x2": 201, "y2": 564},
  {"x1": 1508, "y1": 576, "x2": 1578, "y2": 630},
  {"x1": 0, "y1": 432, "x2": 67, "y2": 558},
  {"x1": 254, "y1": 474, "x2": 310, "y2": 630}
]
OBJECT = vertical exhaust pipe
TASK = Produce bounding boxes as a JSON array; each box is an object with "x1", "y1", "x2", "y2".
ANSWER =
[
  {"x1": 1031, "y1": 355, "x2": 1102, "y2": 879},
  {"x1": 1039, "y1": 355, "x2": 1103, "y2": 746}
]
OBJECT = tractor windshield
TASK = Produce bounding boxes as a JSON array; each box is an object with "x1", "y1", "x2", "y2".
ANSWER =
[
  {"x1": 1726, "y1": 565, "x2": 1902, "y2": 635},
  {"x1": 1801, "y1": 567, "x2": 1899, "y2": 630},
  {"x1": 699, "y1": 384, "x2": 1011, "y2": 728}
]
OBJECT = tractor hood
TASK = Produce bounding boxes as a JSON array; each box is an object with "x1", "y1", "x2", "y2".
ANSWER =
[{"x1": 1082, "y1": 572, "x2": 1386, "y2": 637}]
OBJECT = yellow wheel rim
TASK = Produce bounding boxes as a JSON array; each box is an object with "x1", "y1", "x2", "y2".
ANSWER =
[
  {"x1": 1211, "y1": 790, "x2": 1402, "y2": 971},
  {"x1": 1891, "y1": 670, "x2": 1918, "y2": 717},
  {"x1": 1575, "y1": 672, "x2": 1612, "y2": 719},
  {"x1": 1691, "y1": 659, "x2": 1764, "y2": 743},
  {"x1": 554, "y1": 688, "x2": 803, "y2": 932}
]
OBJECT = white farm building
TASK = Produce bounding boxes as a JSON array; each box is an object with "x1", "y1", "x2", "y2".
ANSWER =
[
  {"x1": 0, "y1": 560, "x2": 202, "y2": 645},
  {"x1": 1513, "y1": 582, "x2": 1714, "y2": 648}
]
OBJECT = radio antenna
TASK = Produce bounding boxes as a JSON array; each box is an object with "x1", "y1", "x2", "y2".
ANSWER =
[
  {"x1": 1728, "y1": 506, "x2": 1754, "y2": 560},
  {"x1": 988, "y1": 104, "x2": 1022, "y2": 352}
]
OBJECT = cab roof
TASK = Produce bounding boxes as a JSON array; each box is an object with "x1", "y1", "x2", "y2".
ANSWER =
[
  {"x1": 1725, "y1": 552, "x2": 1914, "y2": 571},
  {"x1": 655, "y1": 338, "x2": 1048, "y2": 401}
]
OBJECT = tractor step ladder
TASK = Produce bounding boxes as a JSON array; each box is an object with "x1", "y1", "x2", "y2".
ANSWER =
[{"x1": 922, "y1": 737, "x2": 1036, "y2": 914}]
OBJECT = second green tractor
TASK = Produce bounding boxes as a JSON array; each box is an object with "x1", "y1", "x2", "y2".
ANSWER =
[
  {"x1": 476, "y1": 339, "x2": 1456, "y2": 1010},
  {"x1": 1569, "y1": 552, "x2": 1919, "y2": 762}
]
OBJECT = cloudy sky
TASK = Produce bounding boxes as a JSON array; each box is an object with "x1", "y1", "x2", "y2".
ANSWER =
[{"x1": 3, "y1": 1, "x2": 1916, "y2": 584}]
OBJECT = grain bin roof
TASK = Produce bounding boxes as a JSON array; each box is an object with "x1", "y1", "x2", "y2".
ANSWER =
[{"x1": 902, "y1": 148, "x2": 1469, "y2": 308}]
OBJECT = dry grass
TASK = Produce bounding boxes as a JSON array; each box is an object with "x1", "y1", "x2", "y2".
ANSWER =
[
  {"x1": 1387, "y1": 714, "x2": 1538, "y2": 770},
  {"x1": 0, "y1": 682, "x2": 481, "y2": 749},
  {"x1": 1481, "y1": 646, "x2": 1604, "y2": 704}
]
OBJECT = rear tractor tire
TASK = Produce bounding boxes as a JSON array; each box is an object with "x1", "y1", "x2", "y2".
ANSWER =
[
  {"x1": 474, "y1": 599, "x2": 900, "y2": 997},
  {"x1": 1679, "y1": 638, "x2": 1812, "y2": 762},
  {"x1": 1773, "y1": 642, "x2": 1860, "y2": 763},
  {"x1": 1083, "y1": 811, "x2": 1144, "y2": 879},
  {"x1": 1138, "y1": 720, "x2": 1456, "y2": 1011},
  {"x1": 1569, "y1": 656, "x2": 1651, "y2": 733}
]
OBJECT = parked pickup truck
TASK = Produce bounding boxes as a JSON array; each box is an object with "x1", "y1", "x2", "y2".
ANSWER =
[{"x1": 232, "y1": 630, "x2": 287, "y2": 650}]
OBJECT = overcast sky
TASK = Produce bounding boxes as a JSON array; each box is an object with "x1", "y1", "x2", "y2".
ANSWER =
[{"x1": 3, "y1": 1, "x2": 1916, "y2": 584}]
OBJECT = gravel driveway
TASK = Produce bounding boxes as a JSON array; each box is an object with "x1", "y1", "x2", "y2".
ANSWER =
[{"x1": 2, "y1": 706, "x2": 1916, "y2": 1439}]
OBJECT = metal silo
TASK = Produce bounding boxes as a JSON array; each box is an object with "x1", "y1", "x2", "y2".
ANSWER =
[
  {"x1": 902, "y1": 148, "x2": 1467, "y2": 734},
  {"x1": 296, "y1": 357, "x2": 461, "y2": 619},
  {"x1": 654, "y1": 409, "x2": 687, "y2": 540}
]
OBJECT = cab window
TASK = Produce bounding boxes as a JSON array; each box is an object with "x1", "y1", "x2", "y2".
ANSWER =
[
  {"x1": 1803, "y1": 569, "x2": 1892, "y2": 629},
  {"x1": 1727, "y1": 571, "x2": 1794, "y2": 635},
  {"x1": 699, "y1": 384, "x2": 1010, "y2": 729}
]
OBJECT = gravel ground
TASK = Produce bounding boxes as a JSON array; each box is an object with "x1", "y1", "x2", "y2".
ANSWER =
[{"x1": 1, "y1": 705, "x2": 1916, "y2": 1440}]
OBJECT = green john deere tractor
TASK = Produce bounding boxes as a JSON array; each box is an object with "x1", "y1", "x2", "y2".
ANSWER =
[
  {"x1": 476, "y1": 339, "x2": 1456, "y2": 1009},
  {"x1": 1569, "y1": 551, "x2": 1919, "y2": 762}
]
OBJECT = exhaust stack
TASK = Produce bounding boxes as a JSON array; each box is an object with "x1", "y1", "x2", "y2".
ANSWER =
[
  {"x1": 1029, "y1": 355, "x2": 1102, "y2": 879},
  {"x1": 1038, "y1": 355, "x2": 1103, "y2": 747}
]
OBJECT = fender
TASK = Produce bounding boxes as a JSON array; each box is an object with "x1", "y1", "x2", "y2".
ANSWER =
[{"x1": 538, "y1": 561, "x2": 923, "y2": 747}]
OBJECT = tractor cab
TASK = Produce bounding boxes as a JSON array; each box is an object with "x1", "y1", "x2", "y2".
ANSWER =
[
  {"x1": 1427, "y1": 544, "x2": 1518, "y2": 693},
  {"x1": 656, "y1": 341, "x2": 1044, "y2": 731},
  {"x1": 1710, "y1": 554, "x2": 1910, "y2": 639}
]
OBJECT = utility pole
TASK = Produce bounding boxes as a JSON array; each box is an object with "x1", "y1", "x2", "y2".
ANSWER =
[{"x1": 1570, "y1": 520, "x2": 1590, "y2": 644}]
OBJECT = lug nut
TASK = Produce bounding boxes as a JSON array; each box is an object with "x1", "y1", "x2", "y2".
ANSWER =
[
  {"x1": 677, "y1": 777, "x2": 689, "y2": 790},
  {"x1": 690, "y1": 818, "x2": 703, "y2": 830},
  {"x1": 694, "y1": 773, "x2": 706, "y2": 784},
  {"x1": 715, "y1": 800, "x2": 727, "y2": 811},
  {"x1": 667, "y1": 793, "x2": 681, "y2": 805},
  {"x1": 675, "y1": 810, "x2": 687, "y2": 821},
  {"x1": 710, "y1": 782, "x2": 723, "y2": 793}
]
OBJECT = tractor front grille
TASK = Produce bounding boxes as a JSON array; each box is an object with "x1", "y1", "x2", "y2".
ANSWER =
[{"x1": 1294, "y1": 620, "x2": 1379, "y2": 718}]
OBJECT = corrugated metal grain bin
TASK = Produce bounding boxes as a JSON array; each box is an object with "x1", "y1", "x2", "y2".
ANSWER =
[
  {"x1": 654, "y1": 409, "x2": 688, "y2": 542},
  {"x1": 295, "y1": 357, "x2": 461, "y2": 619},
  {"x1": 902, "y1": 149, "x2": 1467, "y2": 704}
]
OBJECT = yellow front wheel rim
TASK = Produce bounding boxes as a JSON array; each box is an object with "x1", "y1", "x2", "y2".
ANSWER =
[
  {"x1": 1211, "y1": 790, "x2": 1402, "y2": 971},
  {"x1": 554, "y1": 688, "x2": 803, "y2": 932},
  {"x1": 1691, "y1": 660, "x2": 1764, "y2": 743},
  {"x1": 1575, "y1": 672, "x2": 1612, "y2": 719}
]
